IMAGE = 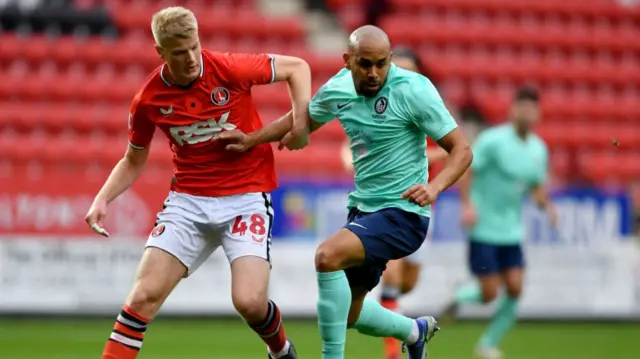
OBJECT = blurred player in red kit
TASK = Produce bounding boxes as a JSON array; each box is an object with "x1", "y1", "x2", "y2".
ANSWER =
[{"x1": 84, "y1": 6, "x2": 311, "y2": 359}]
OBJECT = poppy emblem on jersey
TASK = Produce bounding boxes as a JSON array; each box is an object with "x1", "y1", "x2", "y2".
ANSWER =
[
  {"x1": 211, "y1": 87, "x2": 230, "y2": 106},
  {"x1": 374, "y1": 97, "x2": 388, "y2": 114},
  {"x1": 151, "y1": 224, "x2": 165, "y2": 237}
]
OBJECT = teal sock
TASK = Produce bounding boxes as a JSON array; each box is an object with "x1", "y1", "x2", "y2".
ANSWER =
[
  {"x1": 351, "y1": 298, "x2": 417, "y2": 342},
  {"x1": 316, "y1": 271, "x2": 352, "y2": 359},
  {"x1": 478, "y1": 296, "x2": 519, "y2": 348},
  {"x1": 454, "y1": 282, "x2": 483, "y2": 304}
]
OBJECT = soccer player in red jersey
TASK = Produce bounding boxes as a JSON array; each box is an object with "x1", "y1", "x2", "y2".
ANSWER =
[{"x1": 83, "y1": 7, "x2": 311, "y2": 359}]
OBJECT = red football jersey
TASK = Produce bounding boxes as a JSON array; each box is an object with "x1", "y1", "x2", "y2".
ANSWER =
[{"x1": 128, "y1": 49, "x2": 278, "y2": 197}]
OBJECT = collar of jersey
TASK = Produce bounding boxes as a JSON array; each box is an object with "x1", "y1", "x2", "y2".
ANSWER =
[{"x1": 160, "y1": 52, "x2": 205, "y2": 87}]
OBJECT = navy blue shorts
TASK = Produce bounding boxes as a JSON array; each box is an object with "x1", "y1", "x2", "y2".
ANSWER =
[
  {"x1": 343, "y1": 207, "x2": 430, "y2": 291},
  {"x1": 468, "y1": 239, "x2": 525, "y2": 276}
]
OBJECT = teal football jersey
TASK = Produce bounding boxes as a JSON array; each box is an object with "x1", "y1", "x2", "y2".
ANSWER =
[
  {"x1": 469, "y1": 124, "x2": 549, "y2": 244},
  {"x1": 308, "y1": 65, "x2": 457, "y2": 217}
]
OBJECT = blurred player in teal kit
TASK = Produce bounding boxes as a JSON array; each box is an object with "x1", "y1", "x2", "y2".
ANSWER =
[
  {"x1": 216, "y1": 25, "x2": 472, "y2": 359},
  {"x1": 441, "y1": 87, "x2": 557, "y2": 359}
]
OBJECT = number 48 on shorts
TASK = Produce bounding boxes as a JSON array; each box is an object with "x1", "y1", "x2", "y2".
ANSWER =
[{"x1": 232, "y1": 214, "x2": 268, "y2": 243}]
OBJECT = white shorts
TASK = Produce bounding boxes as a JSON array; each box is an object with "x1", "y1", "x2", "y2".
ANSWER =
[{"x1": 146, "y1": 191, "x2": 273, "y2": 276}]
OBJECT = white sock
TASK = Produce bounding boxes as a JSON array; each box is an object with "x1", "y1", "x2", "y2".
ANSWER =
[
  {"x1": 404, "y1": 321, "x2": 420, "y2": 345},
  {"x1": 271, "y1": 340, "x2": 291, "y2": 358}
]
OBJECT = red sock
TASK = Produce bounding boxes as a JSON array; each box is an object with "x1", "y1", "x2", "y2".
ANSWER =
[
  {"x1": 381, "y1": 298, "x2": 400, "y2": 359},
  {"x1": 102, "y1": 306, "x2": 150, "y2": 359},
  {"x1": 249, "y1": 300, "x2": 288, "y2": 354}
]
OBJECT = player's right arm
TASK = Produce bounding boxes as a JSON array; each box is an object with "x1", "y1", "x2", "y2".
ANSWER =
[
  {"x1": 217, "y1": 83, "x2": 333, "y2": 151},
  {"x1": 85, "y1": 99, "x2": 154, "y2": 236}
]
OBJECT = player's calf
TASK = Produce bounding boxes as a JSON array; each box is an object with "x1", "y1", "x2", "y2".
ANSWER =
[
  {"x1": 102, "y1": 248, "x2": 186, "y2": 359},
  {"x1": 231, "y1": 256, "x2": 293, "y2": 358},
  {"x1": 380, "y1": 262, "x2": 403, "y2": 359}
]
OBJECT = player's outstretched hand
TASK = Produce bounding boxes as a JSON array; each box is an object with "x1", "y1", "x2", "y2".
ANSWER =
[
  {"x1": 402, "y1": 184, "x2": 440, "y2": 207},
  {"x1": 279, "y1": 124, "x2": 309, "y2": 151},
  {"x1": 85, "y1": 199, "x2": 110, "y2": 237},
  {"x1": 214, "y1": 130, "x2": 255, "y2": 152},
  {"x1": 461, "y1": 202, "x2": 477, "y2": 228}
]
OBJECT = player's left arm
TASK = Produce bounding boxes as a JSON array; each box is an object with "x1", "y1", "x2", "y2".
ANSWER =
[
  {"x1": 530, "y1": 145, "x2": 557, "y2": 224},
  {"x1": 409, "y1": 78, "x2": 473, "y2": 194},
  {"x1": 427, "y1": 146, "x2": 448, "y2": 163},
  {"x1": 431, "y1": 129, "x2": 473, "y2": 193}
]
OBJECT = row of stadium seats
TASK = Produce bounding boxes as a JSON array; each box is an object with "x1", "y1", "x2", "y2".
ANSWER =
[
  {"x1": 5, "y1": 45, "x2": 639, "y2": 88},
  {"x1": 422, "y1": 53, "x2": 640, "y2": 86},
  {"x1": 6, "y1": 41, "x2": 639, "y2": 72},
  {"x1": 0, "y1": 101, "x2": 347, "y2": 143},
  {"x1": 0, "y1": 35, "x2": 328, "y2": 73},
  {"x1": 331, "y1": 1, "x2": 640, "y2": 34},
  {"x1": 389, "y1": 0, "x2": 640, "y2": 19},
  {"x1": 2, "y1": 103, "x2": 638, "y2": 150},
  {"x1": 329, "y1": 0, "x2": 640, "y2": 20},
  {"x1": 1, "y1": 132, "x2": 638, "y2": 183},
  {"x1": 112, "y1": 8, "x2": 304, "y2": 38},
  {"x1": 380, "y1": 18, "x2": 640, "y2": 52},
  {"x1": 0, "y1": 135, "x2": 348, "y2": 179},
  {"x1": 3, "y1": 74, "x2": 637, "y2": 122}
]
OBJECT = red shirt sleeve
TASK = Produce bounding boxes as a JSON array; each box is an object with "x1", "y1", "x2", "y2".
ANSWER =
[
  {"x1": 127, "y1": 96, "x2": 154, "y2": 149},
  {"x1": 224, "y1": 53, "x2": 275, "y2": 90}
]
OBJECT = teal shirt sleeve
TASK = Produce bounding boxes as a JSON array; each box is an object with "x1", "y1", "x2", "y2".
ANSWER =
[
  {"x1": 470, "y1": 131, "x2": 495, "y2": 173},
  {"x1": 308, "y1": 84, "x2": 335, "y2": 124},
  {"x1": 405, "y1": 76, "x2": 458, "y2": 140}
]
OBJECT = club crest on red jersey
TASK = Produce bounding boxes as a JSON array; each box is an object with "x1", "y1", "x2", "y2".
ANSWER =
[
  {"x1": 151, "y1": 224, "x2": 165, "y2": 237},
  {"x1": 211, "y1": 87, "x2": 230, "y2": 106}
]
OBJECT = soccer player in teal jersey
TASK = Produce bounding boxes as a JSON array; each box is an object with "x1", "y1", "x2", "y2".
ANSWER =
[
  {"x1": 340, "y1": 46, "x2": 449, "y2": 359},
  {"x1": 217, "y1": 25, "x2": 472, "y2": 359},
  {"x1": 441, "y1": 87, "x2": 557, "y2": 359}
]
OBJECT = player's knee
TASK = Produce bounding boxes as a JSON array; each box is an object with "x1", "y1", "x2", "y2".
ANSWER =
[
  {"x1": 505, "y1": 285, "x2": 522, "y2": 299},
  {"x1": 480, "y1": 286, "x2": 499, "y2": 303},
  {"x1": 315, "y1": 244, "x2": 341, "y2": 272},
  {"x1": 400, "y1": 280, "x2": 417, "y2": 294},
  {"x1": 126, "y1": 281, "x2": 168, "y2": 318},
  {"x1": 233, "y1": 294, "x2": 268, "y2": 323}
]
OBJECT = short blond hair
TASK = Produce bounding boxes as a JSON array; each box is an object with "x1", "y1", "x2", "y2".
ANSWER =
[{"x1": 151, "y1": 6, "x2": 198, "y2": 47}]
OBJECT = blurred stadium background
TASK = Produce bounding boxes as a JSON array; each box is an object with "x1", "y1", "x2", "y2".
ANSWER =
[{"x1": 1, "y1": 0, "x2": 640, "y2": 358}]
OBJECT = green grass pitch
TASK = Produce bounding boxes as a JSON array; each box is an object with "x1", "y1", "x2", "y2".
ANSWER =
[{"x1": 0, "y1": 318, "x2": 636, "y2": 359}]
